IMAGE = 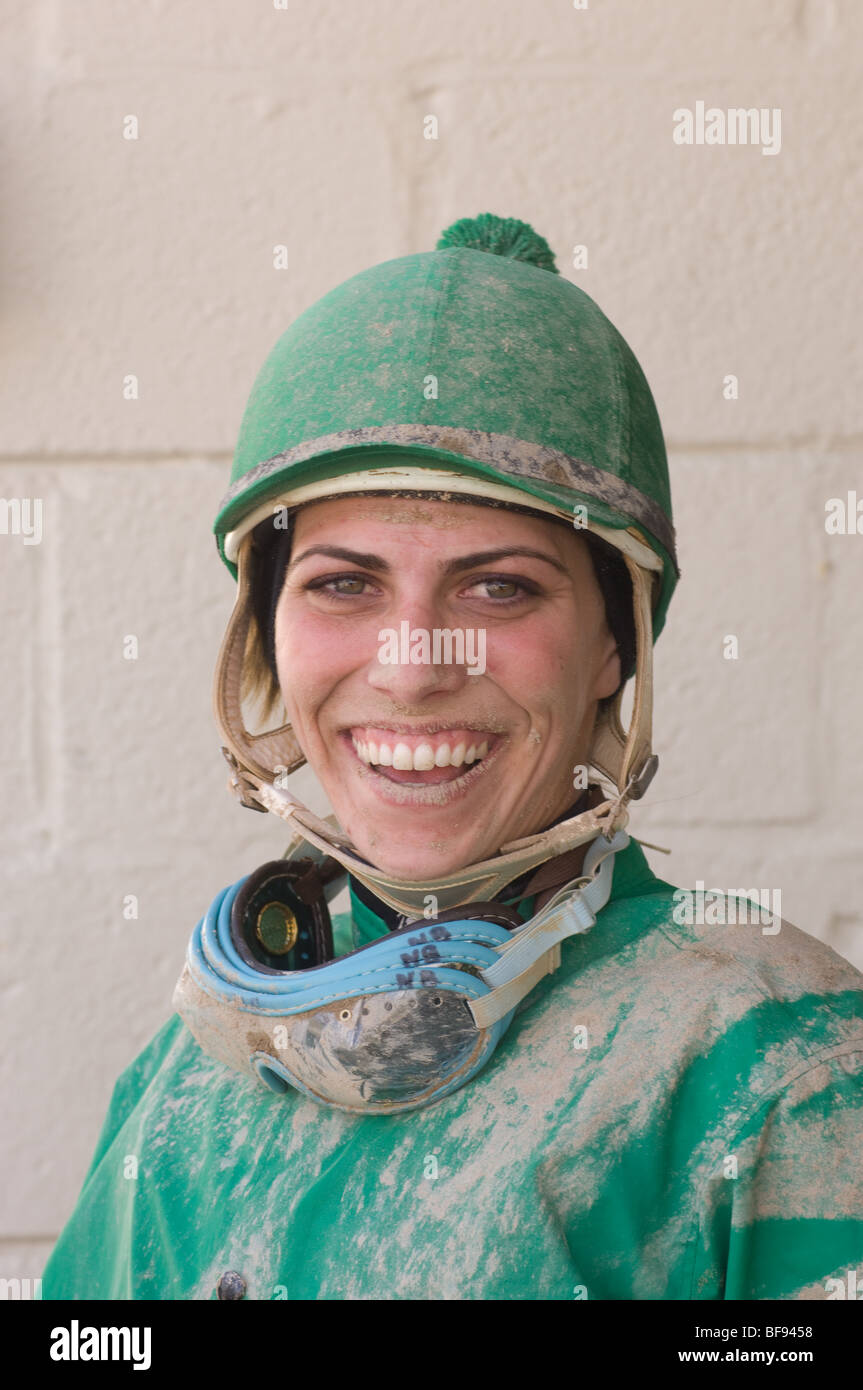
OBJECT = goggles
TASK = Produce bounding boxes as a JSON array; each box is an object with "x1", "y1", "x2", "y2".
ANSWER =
[{"x1": 173, "y1": 828, "x2": 629, "y2": 1115}]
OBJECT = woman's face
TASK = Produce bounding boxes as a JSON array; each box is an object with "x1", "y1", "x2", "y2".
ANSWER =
[{"x1": 273, "y1": 495, "x2": 621, "y2": 880}]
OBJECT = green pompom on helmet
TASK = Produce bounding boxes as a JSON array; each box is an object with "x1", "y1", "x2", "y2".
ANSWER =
[
  {"x1": 435, "y1": 212, "x2": 559, "y2": 271},
  {"x1": 212, "y1": 214, "x2": 679, "y2": 911}
]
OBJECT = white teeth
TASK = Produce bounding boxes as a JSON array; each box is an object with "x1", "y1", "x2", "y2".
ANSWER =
[
  {"x1": 413, "y1": 742, "x2": 436, "y2": 771},
  {"x1": 392, "y1": 742, "x2": 413, "y2": 770},
  {"x1": 351, "y1": 733, "x2": 491, "y2": 771}
]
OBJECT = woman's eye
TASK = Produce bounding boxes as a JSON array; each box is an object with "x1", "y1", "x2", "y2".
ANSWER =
[
  {"x1": 305, "y1": 574, "x2": 376, "y2": 598},
  {"x1": 327, "y1": 576, "x2": 366, "y2": 595},
  {"x1": 301, "y1": 573, "x2": 537, "y2": 604},
  {"x1": 462, "y1": 577, "x2": 536, "y2": 602}
]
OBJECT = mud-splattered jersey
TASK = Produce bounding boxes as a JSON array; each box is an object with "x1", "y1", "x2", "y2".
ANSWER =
[{"x1": 41, "y1": 838, "x2": 863, "y2": 1300}]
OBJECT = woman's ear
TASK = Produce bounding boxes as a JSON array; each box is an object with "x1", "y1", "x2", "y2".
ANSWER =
[{"x1": 592, "y1": 623, "x2": 622, "y2": 703}]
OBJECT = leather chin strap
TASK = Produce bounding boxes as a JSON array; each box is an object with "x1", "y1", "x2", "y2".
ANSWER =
[{"x1": 213, "y1": 532, "x2": 659, "y2": 918}]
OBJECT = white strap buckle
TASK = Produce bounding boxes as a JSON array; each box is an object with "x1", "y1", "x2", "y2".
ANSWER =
[{"x1": 467, "y1": 829, "x2": 629, "y2": 1029}]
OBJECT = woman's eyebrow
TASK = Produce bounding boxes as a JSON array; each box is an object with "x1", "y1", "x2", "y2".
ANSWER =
[
  {"x1": 440, "y1": 547, "x2": 568, "y2": 576},
  {"x1": 288, "y1": 544, "x2": 568, "y2": 575},
  {"x1": 288, "y1": 545, "x2": 386, "y2": 573}
]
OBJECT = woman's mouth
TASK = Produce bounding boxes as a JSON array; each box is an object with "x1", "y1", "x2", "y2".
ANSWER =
[{"x1": 343, "y1": 726, "x2": 502, "y2": 792}]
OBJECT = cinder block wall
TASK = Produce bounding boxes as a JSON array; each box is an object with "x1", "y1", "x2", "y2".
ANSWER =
[{"x1": 1, "y1": 0, "x2": 860, "y2": 1283}]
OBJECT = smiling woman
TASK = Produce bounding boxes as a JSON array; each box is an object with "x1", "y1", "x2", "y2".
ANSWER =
[
  {"x1": 244, "y1": 494, "x2": 637, "y2": 733},
  {"x1": 265, "y1": 494, "x2": 621, "y2": 879},
  {"x1": 42, "y1": 214, "x2": 863, "y2": 1302}
]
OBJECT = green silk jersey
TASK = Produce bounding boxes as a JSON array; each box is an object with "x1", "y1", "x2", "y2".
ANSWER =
[{"x1": 42, "y1": 837, "x2": 863, "y2": 1300}]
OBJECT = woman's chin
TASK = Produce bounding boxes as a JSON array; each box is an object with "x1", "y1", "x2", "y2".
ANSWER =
[{"x1": 346, "y1": 837, "x2": 487, "y2": 886}]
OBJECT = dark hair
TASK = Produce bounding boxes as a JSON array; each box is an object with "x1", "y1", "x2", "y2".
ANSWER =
[
  {"x1": 241, "y1": 502, "x2": 636, "y2": 722},
  {"x1": 241, "y1": 515, "x2": 295, "y2": 724},
  {"x1": 580, "y1": 528, "x2": 636, "y2": 690}
]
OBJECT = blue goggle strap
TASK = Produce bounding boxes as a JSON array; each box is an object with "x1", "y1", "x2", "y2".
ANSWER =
[{"x1": 187, "y1": 884, "x2": 514, "y2": 1014}]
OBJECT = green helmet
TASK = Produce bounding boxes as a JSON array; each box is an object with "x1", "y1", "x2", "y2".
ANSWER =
[
  {"x1": 212, "y1": 214, "x2": 678, "y2": 913},
  {"x1": 216, "y1": 213, "x2": 676, "y2": 622}
]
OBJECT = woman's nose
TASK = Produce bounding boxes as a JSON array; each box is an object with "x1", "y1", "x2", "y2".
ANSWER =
[{"x1": 364, "y1": 609, "x2": 485, "y2": 701}]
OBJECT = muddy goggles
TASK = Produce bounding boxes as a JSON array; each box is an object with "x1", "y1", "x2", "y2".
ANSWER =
[{"x1": 173, "y1": 828, "x2": 629, "y2": 1115}]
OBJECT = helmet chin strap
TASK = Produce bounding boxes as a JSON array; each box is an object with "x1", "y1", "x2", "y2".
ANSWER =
[
  {"x1": 233, "y1": 770, "x2": 629, "y2": 917},
  {"x1": 214, "y1": 535, "x2": 658, "y2": 918}
]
